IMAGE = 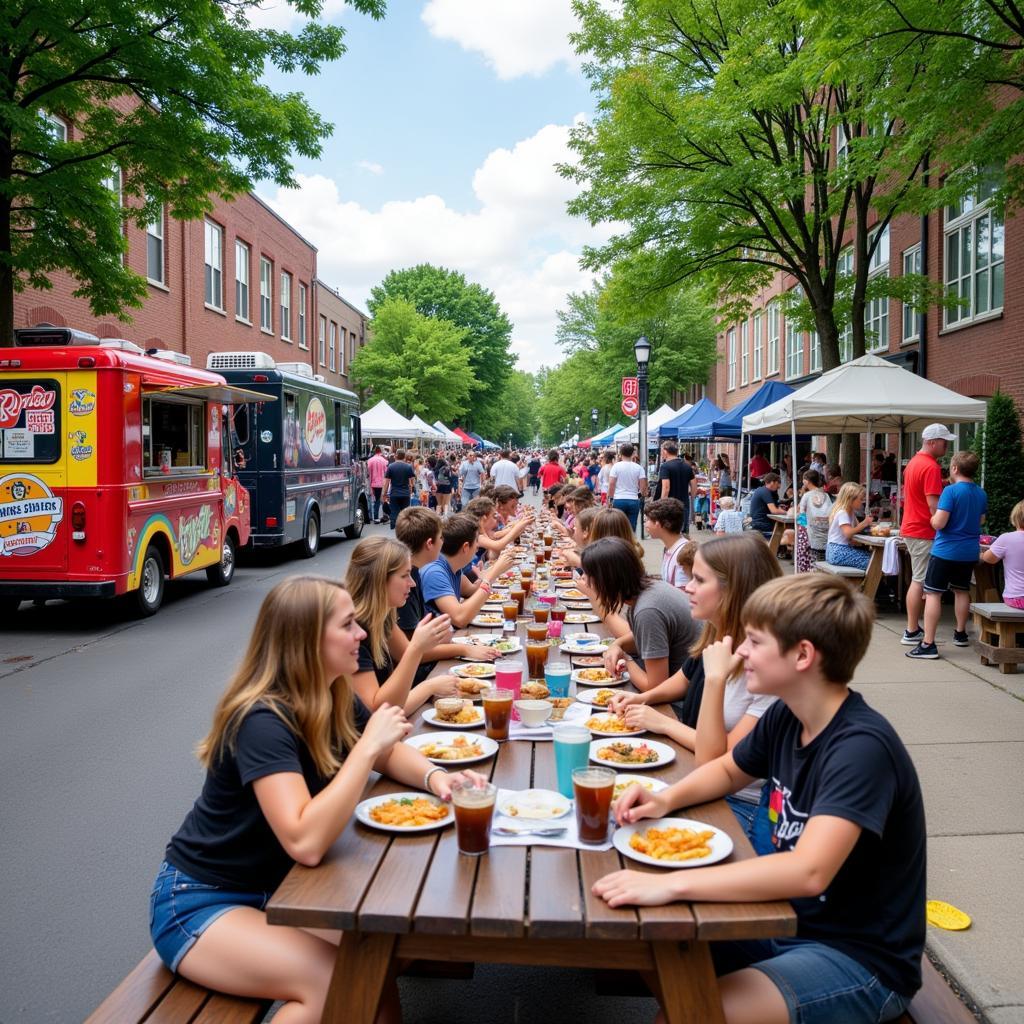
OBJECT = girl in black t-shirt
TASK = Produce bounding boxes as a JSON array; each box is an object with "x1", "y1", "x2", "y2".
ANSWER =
[{"x1": 152, "y1": 575, "x2": 484, "y2": 1021}]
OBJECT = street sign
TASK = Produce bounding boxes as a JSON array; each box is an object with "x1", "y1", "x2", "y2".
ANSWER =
[
  {"x1": 621, "y1": 396, "x2": 639, "y2": 418},
  {"x1": 621, "y1": 377, "x2": 638, "y2": 398}
]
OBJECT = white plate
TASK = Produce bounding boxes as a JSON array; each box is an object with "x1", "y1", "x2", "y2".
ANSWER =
[
  {"x1": 613, "y1": 817, "x2": 734, "y2": 868},
  {"x1": 453, "y1": 634, "x2": 522, "y2": 653},
  {"x1": 562, "y1": 601, "x2": 593, "y2": 610},
  {"x1": 422, "y1": 707, "x2": 485, "y2": 729},
  {"x1": 554, "y1": 579, "x2": 580, "y2": 588},
  {"x1": 355, "y1": 792, "x2": 454, "y2": 834},
  {"x1": 574, "y1": 688, "x2": 621, "y2": 707},
  {"x1": 452, "y1": 664, "x2": 497, "y2": 679},
  {"x1": 613, "y1": 774, "x2": 669, "y2": 801},
  {"x1": 584, "y1": 715, "x2": 646, "y2": 738},
  {"x1": 557, "y1": 588, "x2": 589, "y2": 600},
  {"x1": 405, "y1": 731, "x2": 499, "y2": 765},
  {"x1": 470, "y1": 614, "x2": 506, "y2": 627},
  {"x1": 497, "y1": 788, "x2": 571, "y2": 820},
  {"x1": 564, "y1": 613, "x2": 601, "y2": 624},
  {"x1": 589, "y1": 737, "x2": 675, "y2": 770},
  {"x1": 571, "y1": 669, "x2": 628, "y2": 687}
]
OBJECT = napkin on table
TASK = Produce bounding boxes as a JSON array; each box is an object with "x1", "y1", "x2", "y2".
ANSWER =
[{"x1": 488, "y1": 788, "x2": 614, "y2": 851}]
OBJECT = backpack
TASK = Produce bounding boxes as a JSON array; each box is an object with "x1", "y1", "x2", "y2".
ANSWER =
[{"x1": 436, "y1": 461, "x2": 452, "y2": 486}]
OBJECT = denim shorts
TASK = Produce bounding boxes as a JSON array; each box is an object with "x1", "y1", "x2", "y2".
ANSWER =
[
  {"x1": 712, "y1": 937, "x2": 911, "y2": 1024},
  {"x1": 149, "y1": 860, "x2": 271, "y2": 972}
]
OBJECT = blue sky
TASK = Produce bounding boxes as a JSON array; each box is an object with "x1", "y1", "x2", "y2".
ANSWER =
[{"x1": 254, "y1": 0, "x2": 609, "y2": 372}]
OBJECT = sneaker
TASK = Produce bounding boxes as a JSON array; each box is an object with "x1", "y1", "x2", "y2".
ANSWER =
[
  {"x1": 900, "y1": 628, "x2": 924, "y2": 645},
  {"x1": 952, "y1": 630, "x2": 970, "y2": 647},
  {"x1": 906, "y1": 641, "x2": 939, "y2": 660}
]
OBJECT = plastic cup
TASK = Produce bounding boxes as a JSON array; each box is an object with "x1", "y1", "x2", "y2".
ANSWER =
[
  {"x1": 482, "y1": 687, "x2": 514, "y2": 741},
  {"x1": 526, "y1": 640, "x2": 549, "y2": 679},
  {"x1": 553, "y1": 724, "x2": 592, "y2": 799},
  {"x1": 452, "y1": 782, "x2": 497, "y2": 856},
  {"x1": 526, "y1": 623, "x2": 548, "y2": 643},
  {"x1": 510, "y1": 588, "x2": 526, "y2": 615},
  {"x1": 573, "y1": 767, "x2": 615, "y2": 844},
  {"x1": 502, "y1": 601, "x2": 518, "y2": 622},
  {"x1": 547, "y1": 620, "x2": 563, "y2": 639},
  {"x1": 533, "y1": 604, "x2": 550, "y2": 624},
  {"x1": 494, "y1": 659, "x2": 523, "y2": 720},
  {"x1": 545, "y1": 660, "x2": 571, "y2": 699},
  {"x1": 550, "y1": 606, "x2": 567, "y2": 622}
]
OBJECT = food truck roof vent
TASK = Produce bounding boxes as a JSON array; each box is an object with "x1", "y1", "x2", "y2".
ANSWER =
[
  {"x1": 14, "y1": 326, "x2": 100, "y2": 347},
  {"x1": 98, "y1": 338, "x2": 146, "y2": 355},
  {"x1": 313, "y1": 374, "x2": 326, "y2": 383},
  {"x1": 147, "y1": 349, "x2": 193, "y2": 366},
  {"x1": 207, "y1": 351, "x2": 277, "y2": 370},
  {"x1": 276, "y1": 362, "x2": 314, "y2": 379}
]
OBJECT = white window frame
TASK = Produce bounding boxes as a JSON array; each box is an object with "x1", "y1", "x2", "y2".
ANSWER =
[
  {"x1": 835, "y1": 121, "x2": 849, "y2": 166},
  {"x1": 726, "y1": 327, "x2": 736, "y2": 391},
  {"x1": 42, "y1": 112, "x2": 68, "y2": 142},
  {"x1": 838, "y1": 248, "x2": 854, "y2": 363},
  {"x1": 944, "y1": 184, "x2": 1004, "y2": 329},
  {"x1": 784, "y1": 289, "x2": 803, "y2": 380},
  {"x1": 259, "y1": 257, "x2": 273, "y2": 333},
  {"x1": 329, "y1": 321, "x2": 337, "y2": 372},
  {"x1": 204, "y1": 219, "x2": 224, "y2": 310},
  {"x1": 147, "y1": 203, "x2": 165, "y2": 285},
  {"x1": 752, "y1": 311, "x2": 763, "y2": 380},
  {"x1": 298, "y1": 284, "x2": 307, "y2": 349},
  {"x1": 235, "y1": 240, "x2": 250, "y2": 322},
  {"x1": 280, "y1": 271, "x2": 292, "y2": 341},
  {"x1": 740, "y1": 320, "x2": 749, "y2": 385},
  {"x1": 866, "y1": 225, "x2": 890, "y2": 352},
  {"x1": 767, "y1": 302, "x2": 780, "y2": 375},
  {"x1": 901, "y1": 245, "x2": 921, "y2": 343},
  {"x1": 318, "y1": 315, "x2": 327, "y2": 366},
  {"x1": 809, "y1": 327, "x2": 821, "y2": 373}
]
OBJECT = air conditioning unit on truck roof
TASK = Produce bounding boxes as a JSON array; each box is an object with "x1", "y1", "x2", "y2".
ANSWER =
[
  {"x1": 147, "y1": 349, "x2": 192, "y2": 366},
  {"x1": 206, "y1": 351, "x2": 276, "y2": 370},
  {"x1": 276, "y1": 362, "x2": 313, "y2": 379}
]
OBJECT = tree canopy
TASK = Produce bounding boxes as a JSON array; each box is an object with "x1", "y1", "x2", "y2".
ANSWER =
[
  {"x1": 485, "y1": 369, "x2": 540, "y2": 448},
  {"x1": 0, "y1": 0, "x2": 385, "y2": 339}
]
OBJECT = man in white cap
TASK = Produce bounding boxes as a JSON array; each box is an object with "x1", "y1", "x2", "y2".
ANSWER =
[{"x1": 900, "y1": 423, "x2": 957, "y2": 647}]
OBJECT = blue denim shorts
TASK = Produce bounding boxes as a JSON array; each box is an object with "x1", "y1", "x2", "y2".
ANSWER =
[
  {"x1": 149, "y1": 860, "x2": 271, "y2": 972},
  {"x1": 712, "y1": 937, "x2": 911, "y2": 1024}
]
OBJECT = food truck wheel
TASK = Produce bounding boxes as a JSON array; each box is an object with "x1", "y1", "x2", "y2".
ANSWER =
[
  {"x1": 343, "y1": 501, "x2": 367, "y2": 539},
  {"x1": 301, "y1": 511, "x2": 320, "y2": 559},
  {"x1": 206, "y1": 534, "x2": 237, "y2": 587},
  {"x1": 134, "y1": 545, "x2": 165, "y2": 617}
]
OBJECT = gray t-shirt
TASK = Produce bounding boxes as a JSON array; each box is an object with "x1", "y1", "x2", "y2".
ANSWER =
[
  {"x1": 626, "y1": 580, "x2": 699, "y2": 675},
  {"x1": 459, "y1": 460, "x2": 484, "y2": 489}
]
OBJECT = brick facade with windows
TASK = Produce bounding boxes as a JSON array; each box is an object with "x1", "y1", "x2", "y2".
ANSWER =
[{"x1": 315, "y1": 280, "x2": 369, "y2": 391}]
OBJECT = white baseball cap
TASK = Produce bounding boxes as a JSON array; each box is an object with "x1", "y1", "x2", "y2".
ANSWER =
[{"x1": 922, "y1": 423, "x2": 957, "y2": 442}]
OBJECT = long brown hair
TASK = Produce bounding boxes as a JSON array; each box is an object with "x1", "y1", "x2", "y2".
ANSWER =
[
  {"x1": 690, "y1": 534, "x2": 783, "y2": 656},
  {"x1": 345, "y1": 535, "x2": 411, "y2": 666},
  {"x1": 587, "y1": 507, "x2": 644, "y2": 559},
  {"x1": 197, "y1": 576, "x2": 360, "y2": 776}
]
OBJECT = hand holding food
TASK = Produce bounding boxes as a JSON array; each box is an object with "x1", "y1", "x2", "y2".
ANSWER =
[
  {"x1": 428, "y1": 674, "x2": 461, "y2": 698},
  {"x1": 602, "y1": 643, "x2": 624, "y2": 676},
  {"x1": 613, "y1": 783, "x2": 668, "y2": 825},
  {"x1": 607, "y1": 691, "x2": 643, "y2": 714},
  {"x1": 623, "y1": 704, "x2": 668, "y2": 735},
  {"x1": 358, "y1": 703, "x2": 411, "y2": 758}
]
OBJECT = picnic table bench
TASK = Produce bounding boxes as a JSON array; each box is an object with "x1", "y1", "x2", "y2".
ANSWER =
[{"x1": 970, "y1": 602, "x2": 1024, "y2": 674}]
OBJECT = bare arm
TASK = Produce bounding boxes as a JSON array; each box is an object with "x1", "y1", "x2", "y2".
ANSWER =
[{"x1": 660, "y1": 477, "x2": 669, "y2": 499}]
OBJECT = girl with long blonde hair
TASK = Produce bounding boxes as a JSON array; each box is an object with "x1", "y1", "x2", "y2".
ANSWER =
[
  {"x1": 825, "y1": 482, "x2": 873, "y2": 571},
  {"x1": 151, "y1": 575, "x2": 484, "y2": 1023},
  {"x1": 345, "y1": 535, "x2": 460, "y2": 714}
]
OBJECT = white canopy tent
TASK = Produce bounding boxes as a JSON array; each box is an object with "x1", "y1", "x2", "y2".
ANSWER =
[
  {"x1": 432, "y1": 420, "x2": 464, "y2": 443},
  {"x1": 741, "y1": 354, "x2": 987, "y2": 572},
  {"x1": 408, "y1": 413, "x2": 444, "y2": 441},
  {"x1": 360, "y1": 400, "x2": 422, "y2": 440},
  {"x1": 617, "y1": 403, "x2": 691, "y2": 444}
]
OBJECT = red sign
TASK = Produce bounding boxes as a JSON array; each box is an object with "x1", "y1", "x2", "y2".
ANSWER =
[
  {"x1": 621, "y1": 377, "x2": 638, "y2": 399},
  {"x1": 621, "y1": 396, "x2": 639, "y2": 418},
  {"x1": 0, "y1": 385, "x2": 56, "y2": 430}
]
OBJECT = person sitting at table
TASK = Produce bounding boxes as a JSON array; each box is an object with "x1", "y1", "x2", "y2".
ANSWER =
[
  {"x1": 600, "y1": 573, "x2": 925, "y2": 1024},
  {"x1": 582, "y1": 537, "x2": 698, "y2": 693},
  {"x1": 825, "y1": 483, "x2": 873, "y2": 571},
  {"x1": 559, "y1": 505, "x2": 601, "y2": 568},
  {"x1": 981, "y1": 498, "x2": 1024, "y2": 610},
  {"x1": 464, "y1": 496, "x2": 529, "y2": 560},
  {"x1": 150, "y1": 575, "x2": 484, "y2": 1024},
  {"x1": 491, "y1": 484, "x2": 535, "y2": 534},
  {"x1": 713, "y1": 495, "x2": 745, "y2": 534},
  {"x1": 824, "y1": 464, "x2": 843, "y2": 495},
  {"x1": 609, "y1": 534, "x2": 782, "y2": 852},
  {"x1": 796, "y1": 469, "x2": 832, "y2": 572},
  {"x1": 748, "y1": 472, "x2": 785, "y2": 541}
]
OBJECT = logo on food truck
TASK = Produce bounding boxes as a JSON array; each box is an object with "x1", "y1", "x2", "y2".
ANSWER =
[
  {"x1": 68, "y1": 430, "x2": 93, "y2": 462},
  {"x1": 305, "y1": 396, "x2": 326, "y2": 461},
  {"x1": 177, "y1": 504, "x2": 214, "y2": 566},
  {"x1": 0, "y1": 473, "x2": 64, "y2": 556},
  {"x1": 69, "y1": 389, "x2": 96, "y2": 416},
  {"x1": 0, "y1": 385, "x2": 57, "y2": 430}
]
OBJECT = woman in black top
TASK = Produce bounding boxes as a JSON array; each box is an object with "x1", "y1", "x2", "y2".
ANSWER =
[{"x1": 152, "y1": 575, "x2": 484, "y2": 1021}]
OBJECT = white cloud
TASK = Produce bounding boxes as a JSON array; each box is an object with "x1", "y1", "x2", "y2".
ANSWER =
[
  {"x1": 421, "y1": 0, "x2": 580, "y2": 80},
  {"x1": 259, "y1": 118, "x2": 611, "y2": 372},
  {"x1": 356, "y1": 160, "x2": 384, "y2": 175},
  {"x1": 243, "y1": 0, "x2": 349, "y2": 31}
]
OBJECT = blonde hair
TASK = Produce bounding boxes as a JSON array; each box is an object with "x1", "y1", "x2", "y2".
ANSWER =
[
  {"x1": 829, "y1": 482, "x2": 865, "y2": 523},
  {"x1": 587, "y1": 507, "x2": 644, "y2": 559},
  {"x1": 1010, "y1": 499, "x2": 1024, "y2": 531},
  {"x1": 197, "y1": 576, "x2": 360, "y2": 777},
  {"x1": 344, "y1": 536, "x2": 411, "y2": 667},
  {"x1": 575, "y1": 506, "x2": 602, "y2": 544},
  {"x1": 719, "y1": 495, "x2": 736, "y2": 509}
]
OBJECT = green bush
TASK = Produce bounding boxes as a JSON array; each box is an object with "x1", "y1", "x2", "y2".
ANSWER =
[{"x1": 975, "y1": 392, "x2": 1024, "y2": 535}]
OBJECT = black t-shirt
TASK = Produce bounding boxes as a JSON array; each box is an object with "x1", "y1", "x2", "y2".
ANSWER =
[
  {"x1": 749, "y1": 485, "x2": 775, "y2": 531},
  {"x1": 658, "y1": 458, "x2": 694, "y2": 505},
  {"x1": 357, "y1": 633, "x2": 395, "y2": 686},
  {"x1": 166, "y1": 701, "x2": 370, "y2": 892},
  {"x1": 385, "y1": 461, "x2": 416, "y2": 497},
  {"x1": 397, "y1": 565, "x2": 424, "y2": 636},
  {"x1": 732, "y1": 691, "x2": 926, "y2": 997},
  {"x1": 674, "y1": 655, "x2": 705, "y2": 726},
  {"x1": 528, "y1": 459, "x2": 541, "y2": 477}
]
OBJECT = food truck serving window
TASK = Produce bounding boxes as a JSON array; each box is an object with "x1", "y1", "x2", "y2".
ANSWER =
[
  {"x1": 142, "y1": 395, "x2": 207, "y2": 474},
  {"x1": 0, "y1": 379, "x2": 61, "y2": 464}
]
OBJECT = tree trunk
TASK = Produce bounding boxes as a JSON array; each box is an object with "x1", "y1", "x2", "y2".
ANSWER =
[{"x1": 0, "y1": 196, "x2": 13, "y2": 344}]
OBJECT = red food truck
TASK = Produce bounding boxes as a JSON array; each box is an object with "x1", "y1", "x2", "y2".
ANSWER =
[{"x1": 0, "y1": 327, "x2": 268, "y2": 617}]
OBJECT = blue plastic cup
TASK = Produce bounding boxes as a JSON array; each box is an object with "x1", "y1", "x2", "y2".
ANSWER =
[
  {"x1": 553, "y1": 724, "x2": 592, "y2": 799},
  {"x1": 545, "y1": 660, "x2": 571, "y2": 699}
]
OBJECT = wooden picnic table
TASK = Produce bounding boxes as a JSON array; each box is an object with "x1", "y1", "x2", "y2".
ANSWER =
[
  {"x1": 267, "y1": 571, "x2": 796, "y2": 1024},
  {"x1": 766, "y1": 512, "x2": 794, "y2": 556}
]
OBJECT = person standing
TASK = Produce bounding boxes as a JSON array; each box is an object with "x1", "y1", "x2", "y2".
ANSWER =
[
  {"x1": 538, "y1": 448, "x2": 568, "y2": 498},
  {"x1": 748, "y1": 446, "x2": 772, "y2": 485},
  {"x1": 658, "y1": 440, "x2": 696, "y2": 532},
  {"x1": 457, "y1": 449, "x2": 485, "y2": 505},
  {"x1": 366, "y1": 445, "x2": 388, "y2": 524},
  {"x1": 381, "y1": 450, "x2": 416, "y2": 530},
  {"x1": 489, "y1": 450, "x2": 521, "y2": 490},
  {"x1": 900, "y1": 424, "x2": 956, "y2": 647},
  {"x1": 527, "y1": 454, "x2": 542, "y2": 494},
  {"x1": 607, "y1": 443, "x2": 648, "y2": 530}
]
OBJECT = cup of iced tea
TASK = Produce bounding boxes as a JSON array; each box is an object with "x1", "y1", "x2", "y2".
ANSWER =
[
  {"x1": 526, "y1": 639, "x2": 550, "y2": 679},
  {"x1": 573, "y1": 766, "x2": 615, "y2": 844},
  {"x1": 510, "y1": 588, "x2": 526, "y2": 615},
  {"x1": 520, "y1": 567, "x2": 533, "y2": 581},
  {"x1": 502, "y1": 600, "x2": 519, "y2": 623},
  {"x1": 535, "y1": 549, "x2": 546, "y2": 564},
  {"x1": 482, "y1": 687, "x2": 514, "y2": 741},
  {"x1": 526, "y1": 623, "x2": 549, "y2": 643},
  {"x1": 543, "y1": 533, "x2": 553, "y2": 546},
  {"x1": 533, "y1": 604, "x2": 550, "y2": 624},
  {"x1": 452, "y1": 781, "x2": 498, "y2": 856},
  {"x1": 550, "y1": 605, "x2": 567, "y2": 623},
  {"x1": 520, "y1": 579, "x2": 533, "y2": 597}
]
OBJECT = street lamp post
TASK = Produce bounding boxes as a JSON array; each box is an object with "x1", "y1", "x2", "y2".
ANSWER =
[
  {"x1": 591, "y1": 408, "x2": 599, "y2": 435},
  {"x1": 634, "y1": 335, "x2": 651, "y2": 538},
  {"x1": 574, "y1": 415, "x2": 580, "y2": 444}
]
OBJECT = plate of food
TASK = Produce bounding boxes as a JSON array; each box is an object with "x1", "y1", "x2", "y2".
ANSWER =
[
  {"x1": 557, "y1": 587, "x2": 588, "y2": 600},
  {"x1": 564, "y1": 612, "x2": 601, "y2": 624},
  {"x1": 571, "y1": 655, "x2": 607, "y2": 667},
  {"x1": 575, "y1": 687, "x2": 619, "y2": 707},
  {"x1": 497, "y1": 789, "x2": 571, "y2": 820},
  {"x1": 405, "y1": 732, "x2": 498, "y2": 765},
  {"x1": 470, "y1": 613, "x2": 505, "y2": 627},
  {"x1": 551, "y1": 570, "x2": 574, "y2": 580},
  {"x1": 519, "y1": 680, "x2": 550, "y2": 700},
  {"x1": 456, "y1": 677, "x2": 493, "y2": 700},
  {"x1": 585, "y1": 714, "x2": 645, "y2": 737},
  {"x1": 572, "y1": 667, "x2": 627, "y2": 687},
  {"x1": 613, "y1": 818, "x2": 733, "y2": 868},
  {"x1": 423, "y1": 702, "x2": 485, "y2": 728},
  {"x1": 613, "y1": 774, "x2": 669, "y2": 801},
  {"x1": 562, "y1": 600, "x2": 593, "y2": 611},
  {"x1": 453, "y1": 634, "x2": 521, "y2": 652},
  {"x1": 355, "y1": 793, "x2": 453, "y2": 833},
  {"x1": 452, "y1": 663, "x2": 497, "y2": 679},
  {"x1": 589, "y1": 738, "x2": 674, "y2": 769}
]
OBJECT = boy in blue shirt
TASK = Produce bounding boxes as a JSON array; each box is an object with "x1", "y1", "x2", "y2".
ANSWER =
[
  {"x1": 597, "y1": 574, "x2": 925, "y2": 1024},
  {"x1": 907, "y1": 451, "x2": 987, "y2": 660}
]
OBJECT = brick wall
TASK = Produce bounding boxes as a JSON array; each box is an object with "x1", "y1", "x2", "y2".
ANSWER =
[{"x1": 313, "y1": 281, "x2": 369, "y2": 392}]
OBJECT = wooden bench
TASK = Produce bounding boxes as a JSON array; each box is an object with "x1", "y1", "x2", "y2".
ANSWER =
[
  {"x1": 814, "y1": 560, "x2": 866, "y2": 580},
  {"x1": 85, "y1": 950, "x2": 271, "y2": 1024},
  {"x1": 970, "y1": 601, "x2": 1024, "y2": 674},
  {"x1": 896, "y1": 953, "x2": 978, "y2": 1024}
]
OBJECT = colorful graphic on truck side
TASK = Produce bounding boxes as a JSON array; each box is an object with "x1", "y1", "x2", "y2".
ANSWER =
[{"x1": 0, "y1": 473, "x2": 64, "y2": 556}]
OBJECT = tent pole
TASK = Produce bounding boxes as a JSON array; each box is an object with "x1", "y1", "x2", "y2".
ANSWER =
[
  {"x1": 896, "y1": 418, "x2": 904, "y2": 529},
  {"x1": 791, "y1": 418, "x2": 798, "y2": 575},
  {"x1": 865, "y1": 418, "x2": 873, "y2": 511}
]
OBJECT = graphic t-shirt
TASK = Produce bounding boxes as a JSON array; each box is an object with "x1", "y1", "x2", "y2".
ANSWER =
[
  {"x1": 418, "y1": 556, "x2": 463, "y2": 616},
  {"x1": 932, "y1": 481, "x2": 987, "y2": 562},
  {"x1": 658, "y1": 459, "x2": 694, "y2": 505},
  {"x1": 539, "y1": 462, "x2": 567, "y2": 490},
  {"x1": 991, "y1": 530, "x2": 1024, "y2": 598},
  {"x1": 384, "y1": 460, "x2": 416, "y2": 497},
  {"x1": 166, "y1": 701, "x2": 369, "y2": 891},
  {"x1": 902, "y1": 452, "x2": 943, "y2": 540},
  {"x1": 732, "y1": 692, "x2": 926, "y2": 997}
]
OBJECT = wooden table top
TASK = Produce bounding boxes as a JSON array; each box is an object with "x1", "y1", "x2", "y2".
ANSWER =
[
  {"x1": 767, "y1": 512, "x2": 794, "y2": 523},
  {"x1": 267, "y1": 561, "x2": 796, "y2": 946}
]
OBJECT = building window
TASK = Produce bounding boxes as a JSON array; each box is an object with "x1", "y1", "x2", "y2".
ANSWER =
[
  {"x1": 298, "y1": 284, "x2": 307, "y2": 349},
  {"x1": 785, "y1": 289, "x2": 803, "y2": 380},
  {"x1": 767, "y1": 302, "x2": 780, "y2": 374},
  {"x1": 147, "y1": 203, "x2": 165, "y2": 285},
  {"x1": 838, "y1": 248, "x2": 853, "y2": 362},
  {"x1": 944, "y1": 180, "x2": 1004, "y2": 328},
  {"x1": 739, "y1": 320, "x2": 749, "y2": 386},
  {"x1": 835, "y1": 121, "x2": 849, "y2": 166},
  {"x1": 866, "y1": 225, "x2": 890, "y2": 352},
  {"x1": 726, "y1": 328, "x2": 736, "y2": 391},
  {"x1": 868, "y1": 223, "x2": 890, "y2": 274},
  {"x1": 235, "y1": 240, "x2": 250, "y2": 321},
  {"x1": 318, "y1": 315, "x2": 327, "y2": 366},
  {"x1": 902, "y1": 245, "x2": 921, "y2": 343},
  {"x1": 204, "y1": 220, "x2": 223, "y2": 309},
  {"x1": 42, "y1": 112, "x2": 68, "y2": 142},
  {"x1": 809, "y1": 328, "x2": 821, "y2": 373},
  {"x1": 752, "y1": 311, "x2": 763, "y2": 380},
  {"x1": 329, "y1": 321, "x2": 337, "y2": 372},
  {"x1": 259, "y1": 257, "x2": 272, "y2": 332},
  {"x1": 280, "y1": 271, "x2": 292, "y2": 341}
]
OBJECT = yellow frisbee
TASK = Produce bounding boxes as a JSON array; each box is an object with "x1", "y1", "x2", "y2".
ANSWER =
[{"x1": 926, "y1": 900, "x2": 972, "y2": 931}]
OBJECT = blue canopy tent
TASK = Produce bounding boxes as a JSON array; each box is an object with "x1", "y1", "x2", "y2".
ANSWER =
[
  {"x1": 658, "y1": 397, "x2": 726, "y2": 439},
  {"x1": 480, "y1": 438, "x2": 500, "y2": 450},
  {"x1": 588, "y1": 422, "x2": 626, "y2": 448},
  {"x1": 467, "y1": 431, "x2": 486, "y2": 447},
  {"x1": 699, "y1": 381, "x2": 796, "y2": 438}
]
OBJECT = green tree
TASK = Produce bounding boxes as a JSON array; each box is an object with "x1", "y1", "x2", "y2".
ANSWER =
[
  {"x1": 487, "y1": 370, "x2": 540, "y2": 448},
  {"x1": 351, "y1": 297, "x2": 475, "y2": 424},
  {"x1": 368, "y1": 264, "x2": 514, "y2": 433},
  {"x1": 975, "y1": 392, "x2": 1024, "y2": 535},
  {"x1": 0, "y1": 0, "x2": 385, "y2": 340}
]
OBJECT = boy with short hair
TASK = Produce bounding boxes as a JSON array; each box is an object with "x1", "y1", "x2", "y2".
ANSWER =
[
  {"x1": 643, "y1": 497, "x2": 689, "y2": 590},
  {"x1": 598, "y1": 573, "x2": 925, "y2": 1024}
]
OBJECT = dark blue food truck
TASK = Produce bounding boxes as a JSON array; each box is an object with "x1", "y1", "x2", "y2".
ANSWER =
[{"x1": 207, "y1": 352, "x2": 368, "y2": 557}]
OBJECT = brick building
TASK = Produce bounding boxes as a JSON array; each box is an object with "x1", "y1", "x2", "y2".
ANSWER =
[{"x1": 314, "y1": 281, "x2": 369, "y2": 391}]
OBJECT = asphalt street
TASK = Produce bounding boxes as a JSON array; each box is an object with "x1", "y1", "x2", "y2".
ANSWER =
[{"x1": 0, "y1": 518, "x2": 658, "y2": 1024}]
